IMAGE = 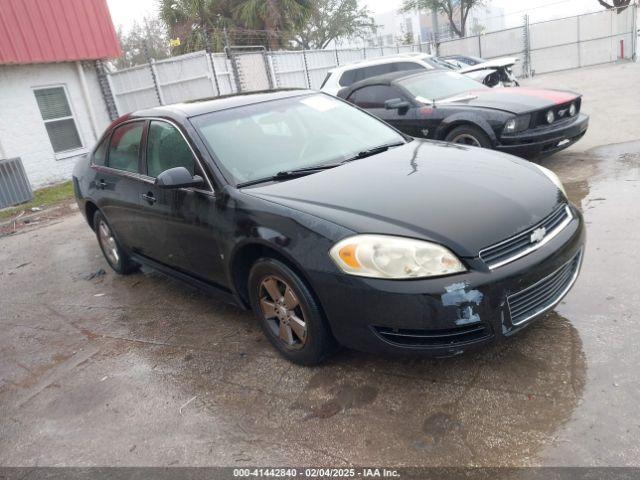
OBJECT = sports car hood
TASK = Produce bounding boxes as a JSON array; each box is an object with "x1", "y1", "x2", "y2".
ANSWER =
[
  {"x1": 446, "y1": 88, "x2": 580, "y2": 115},
  {"x1": 242, "y1": 141, "x2": 565, "y2": 257}
]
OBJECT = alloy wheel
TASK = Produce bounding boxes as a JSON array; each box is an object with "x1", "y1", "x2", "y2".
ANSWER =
[
  {"x1": 259, "y1": 275, "x2": 307, "y2": 349},
  {"x1": 98, "y1": 220, "x2": 120, "y2": 267},
  {"x1": 451, "y1": 133, "x2": 482, "y2": 147}
]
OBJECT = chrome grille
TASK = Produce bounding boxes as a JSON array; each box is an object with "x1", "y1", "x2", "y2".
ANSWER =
[
  {"x1": 480, "y1": 204, "x2": 572, "y2": 269},
  {"x1": 507, "y1": 250, "x2": 582, "y2": 326}
]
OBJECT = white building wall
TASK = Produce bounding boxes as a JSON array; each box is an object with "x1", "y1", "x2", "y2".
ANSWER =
[{"x1": 0, "y1": 62, "x2": 111, "y2": 189}]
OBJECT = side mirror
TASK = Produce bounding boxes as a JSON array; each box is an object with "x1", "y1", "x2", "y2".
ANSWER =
[
  {"x1": 155, "y1": 167, "x2": 203, "y2": 189},
  {"x1": 385, "y1": 98, "x2": 411, "y2": 111}
]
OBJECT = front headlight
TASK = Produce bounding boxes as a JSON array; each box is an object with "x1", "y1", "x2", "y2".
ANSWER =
[
  {"x1": 329, "y1": 235, "x2": 466, "y2": 279},
  {"x1": 504, "y1": 118, "x2": 517, "y2": 133},
  {"x1": 503, "y1": 115, "x2": 530, "y2": 134},
  {"x1": 536, "y1": 164, "x2": 566, "y2": 197}
]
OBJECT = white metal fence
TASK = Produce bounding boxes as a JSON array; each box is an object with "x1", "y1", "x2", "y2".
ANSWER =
[{"x1": 107, "y1": 5, "x2": 637, "y2": 116}]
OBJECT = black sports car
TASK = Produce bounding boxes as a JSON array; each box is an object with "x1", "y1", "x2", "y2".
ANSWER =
[
  {"x1": 338, "y1": 70, "x2": 589, "y2": 158},
  {"x1": 73, "y1": 90, "x2": 584, "y2": 365}
]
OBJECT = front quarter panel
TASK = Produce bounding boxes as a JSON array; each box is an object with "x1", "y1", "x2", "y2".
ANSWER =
[
  {"x1": 435, "y1": 108, "x2": 511, "y2": 144},
  {"x1": 223, "y1": 188, "x2": 355, "y2": 303}
]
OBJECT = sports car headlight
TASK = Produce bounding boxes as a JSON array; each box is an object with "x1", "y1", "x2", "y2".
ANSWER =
[
  {"x1": 329, "y1": 235, "x2": 466, "y2": 279},
  {"x1": 536, "y1": 164, "x2": 566, "y2": 197},
  {"x1": 504, "y1": 118, "x2": 517, "y2": 133},
  {"x1": 503, "y1": 115, "x2": 530, "y2": 134}
]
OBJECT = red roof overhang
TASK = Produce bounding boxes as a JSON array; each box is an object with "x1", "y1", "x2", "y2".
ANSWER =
[{"x1": 0, "y1": 0, "x2": 122, "y2": 65}]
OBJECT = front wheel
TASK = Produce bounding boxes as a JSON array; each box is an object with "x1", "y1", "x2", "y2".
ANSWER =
[
  {"x1": 93, "y1": 211, "x2": 138, "y2": 275},
  {"x1": 444, "y1": 125, "x2": 492, "y2": 149},
  {"x1": 248, "y1": 258, "x2": 335, "y2": 365}
]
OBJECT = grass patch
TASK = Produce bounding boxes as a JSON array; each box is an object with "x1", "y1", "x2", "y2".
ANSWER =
[{"x1": 0, "y1": 181, "x2": 74, "y2": 220}]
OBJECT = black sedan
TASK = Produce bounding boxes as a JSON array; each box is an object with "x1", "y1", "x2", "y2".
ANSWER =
[
  {"x1": 337, "y1": 70, "x2": 589, "y2": 159},
  {"x1": 73, "y1": 90, "x2": 585, "y2": 365}
]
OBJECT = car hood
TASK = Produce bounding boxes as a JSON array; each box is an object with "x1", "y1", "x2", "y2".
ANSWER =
[
  {"x1": 242, "y1": 140, "x2": 564, "y2": 257},
  {"x1": 443, "y1": 88, "x2": 580, "y2": 114},
  {"x1": 460, "y1": 57, "x2": 518, "y2": 74}
]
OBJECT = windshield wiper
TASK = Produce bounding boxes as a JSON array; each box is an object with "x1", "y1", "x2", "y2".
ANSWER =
[
  {"x1": 236, "y1": 142, "x2": 406, "y2": 188},
  {"x1": 237, "y1": 163, "x2": 341, "y2": 187},
  {"x1": 343, "y1": 142, "x2": 406, "y2": 163}
]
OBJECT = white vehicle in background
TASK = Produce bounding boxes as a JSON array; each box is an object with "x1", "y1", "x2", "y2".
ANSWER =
[
  {"x1": 320, "y1": 53, "x2": 519, "y2": 95},
  {"x1": 442, "y1": 55, "x2": 520, "y2": 87}
]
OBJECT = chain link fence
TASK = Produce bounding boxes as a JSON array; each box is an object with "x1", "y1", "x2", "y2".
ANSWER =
[{"x1": 106, "y1": 5, "x2": 638, "y2": 117}]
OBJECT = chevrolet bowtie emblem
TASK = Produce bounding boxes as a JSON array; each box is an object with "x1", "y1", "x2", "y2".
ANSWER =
[{"x1": 530, "y1": 227, "x2": 546, "y2": 243}]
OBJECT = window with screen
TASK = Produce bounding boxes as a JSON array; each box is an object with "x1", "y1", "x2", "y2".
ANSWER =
[
  {"x1": 33, "y1": 87, "x2": 83, "y2": 154},
  {"x1": 107, "y1": 122, "x2": 144, "y2": 173},
  {"x1": 146, "y1": 121, "x2": 195, "y2": 178}
]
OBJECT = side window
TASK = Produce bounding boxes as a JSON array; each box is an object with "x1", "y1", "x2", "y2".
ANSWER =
[
  {"x1": 93, "y1": 135, "x2": 109, "y2": 166},
  {"x1": 359, "y1": 64, "x2": 394, "y2": 82},
  {"x1": 339, "y1": 69, "x2": 357, "y2": 87},
  {"x1": 339, "y1": 64, "x2": 394, "y2": 87},
  {"x1": 393, "y1": 62, "x2": 426, "y2": 73},
  {"x1": 107, "y1": 122, "x2": 144, "y2": 173},
  {"x1": 146, "y1": 121, "x2": 195, "y2": 178},
  {"x1": 350, "y1": 85, "x2": 406, "y2": 109}
]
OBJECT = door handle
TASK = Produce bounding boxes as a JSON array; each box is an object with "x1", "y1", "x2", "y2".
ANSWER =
[
  {"x1": 97, "y1": 179, "x2": 107, "y2": 190},
  {"x1": 141, "y1": 192, "x2": 157, "y2": 204}
]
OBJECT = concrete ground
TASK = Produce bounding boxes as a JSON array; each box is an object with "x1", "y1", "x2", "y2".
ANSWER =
[{"x1": 1, "y1": 63, "x2": 639, "y2": 467}]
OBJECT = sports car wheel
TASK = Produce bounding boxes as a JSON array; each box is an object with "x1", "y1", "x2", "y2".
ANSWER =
[{"x1": 445, "y1": 125, "x2": 492, "y2": 149}]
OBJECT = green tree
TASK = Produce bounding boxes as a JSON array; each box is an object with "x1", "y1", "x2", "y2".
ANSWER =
[
  {"x1": 115, "y1": 18, "x2": 170, "y2": 68},
  {"x1": 290, "y1": 0, "x2": 377, "y2": 50},
  {"x1": 402, "y1": 0, "x2": 484, "y2": 38},
  {"x1": 233, "y1": 0, "x2": 313, "y2": 50}
]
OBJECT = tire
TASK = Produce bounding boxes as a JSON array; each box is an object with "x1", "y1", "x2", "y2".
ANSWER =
[
  {"x1": 93, "y1": 210, "x2": 138, "y2": 275},
  {"x1": 248, "y1": 258, "x2": 335, "y2": 365},
  {"x1": 444, "y1": 125, "x2": 492, "y2": 149}
]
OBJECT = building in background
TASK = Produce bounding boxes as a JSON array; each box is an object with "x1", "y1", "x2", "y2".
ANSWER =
[{"x1": 0, "y1": 0, "x2": 121, "y2": 203}]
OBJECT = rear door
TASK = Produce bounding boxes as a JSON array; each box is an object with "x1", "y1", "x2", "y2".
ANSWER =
[
  {"x1": 91, "y1": 120, "x2": 148, "y2": 252},
  {"x1": 137, "y1": 119, "x2": 225, "y2": 286}
]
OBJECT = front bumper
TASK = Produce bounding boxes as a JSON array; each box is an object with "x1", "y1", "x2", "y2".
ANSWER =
[
  {"x1": 497, "y1": 113, "x2": 589, "y2": 159},
  {"x1": 309, "y1": 206, "x2": 585, "y2": 357}
]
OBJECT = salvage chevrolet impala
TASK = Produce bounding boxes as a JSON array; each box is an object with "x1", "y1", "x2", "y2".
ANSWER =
[{"x1": 73, "y1": 90, "x2": 585, "y2": 365}]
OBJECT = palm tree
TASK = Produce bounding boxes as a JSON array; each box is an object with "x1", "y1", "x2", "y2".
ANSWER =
[
  {"x1": 158, "y1": 0, "x2": 233, "y2": 53},
  {"x1": 233, "y1": 0, "x2": 312, "y2": 50}
]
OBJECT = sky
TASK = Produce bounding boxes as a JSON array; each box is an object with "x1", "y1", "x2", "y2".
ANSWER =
[{"x1": 107, "y1": 0, "x2": 608, "y2": 33}]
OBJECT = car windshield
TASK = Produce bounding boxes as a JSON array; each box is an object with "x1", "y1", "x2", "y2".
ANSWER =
[
  {"x1": 191, "y1": 94, "x2": 405, "y2": 185},
  {"x1": 400, "y1": 71, "x2": 488, "y2": 102}
]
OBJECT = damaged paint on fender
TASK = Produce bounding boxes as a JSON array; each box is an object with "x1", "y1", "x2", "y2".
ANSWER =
[{"x1": 441, "y1": 282, "x2": 484, "y2": 325}]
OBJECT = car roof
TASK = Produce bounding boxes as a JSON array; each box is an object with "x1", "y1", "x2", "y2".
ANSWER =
[
  {"x1": 329, "y1": 53, "x2": 433, "y2": 73},
  {"x1": 130, "y1": 89, "x2": 313, "y2": 119},
  {"x1": 337, "y1": 69, "x2": 444, "y2": 97}
]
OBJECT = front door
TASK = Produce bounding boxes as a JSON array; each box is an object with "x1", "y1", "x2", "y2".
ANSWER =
[
  {"x1": 137, "y1": 119, "x2": 226, "y2": 286},
  {"x1": 347, "y1": 85, "x2": 420, "y2": 137}
]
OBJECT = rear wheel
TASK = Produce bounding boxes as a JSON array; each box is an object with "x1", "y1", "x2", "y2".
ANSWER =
[
  {"x1": 93, "y1": 211, "x2": 138, "y2": 275},
  {"x1": 445, "y1": 125, "x2": 492, "y2": 149},
  {"x1": 248, "y1": 258, "x2": 335, "y2": 365}
]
